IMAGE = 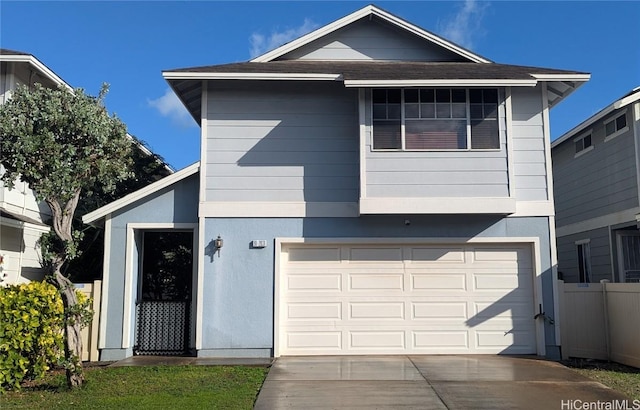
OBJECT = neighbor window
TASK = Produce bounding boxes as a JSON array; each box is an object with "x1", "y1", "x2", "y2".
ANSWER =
[
  {"x1": 372, "y1": 88, "x2": 499, "y2": 150},
  {"x1": 604, "y1": 113, "x2": 627, "y2": 139},
  {"x1": 574, "y1": 133, "x2": 592, "y2": 155},
  {"x1": 576, "y1": 240, "x2": 591, "y2": 283}
]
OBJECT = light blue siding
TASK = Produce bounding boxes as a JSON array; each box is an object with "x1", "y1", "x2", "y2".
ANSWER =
[
  {"x1": 205, "y1": 81, "x2": 359, "y2": 203},
  {"x1": 100, "y1": 174, "x2": 198, "y2": 360},
  {"x1": 510, "y1": 86, "x2": 548, "y2": 201},
  {"x1": 553, "y1": 108, "x2": 638, "y2": 227},
  {"x1": 556, "y1": 227, "x2": 612, "y2": 284},
  {"x1": 200, "y1": 215, "x2": 559, "y2": 358},
  {"x1": 280, "y1": 18, "x2": 467, "y2": 62},
  {"x1": 365, "y1": 89, "x2": 510, "y2": 198}
]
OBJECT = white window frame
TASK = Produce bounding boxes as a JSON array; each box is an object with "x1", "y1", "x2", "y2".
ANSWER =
[
  {"x1": 371, "y1": 88, "x2": 502, "y2": 152},
  {"x1": 573, "y1": 130, "x2": 593, "y2": 158},
  {"x1": 575, "y1": 239, "x2": 592, "y2": 283},
  {"x1": 604, "y1": 110, "x2": 628, "y2": 142}
]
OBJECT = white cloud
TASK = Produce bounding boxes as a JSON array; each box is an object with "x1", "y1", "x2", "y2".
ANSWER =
[
  {"x1": 148, "y1": 88, "x2": 195, "y2": 128},
  {"x1": 439, "y1": 0, "x2": 488, "y2": 50},
  {"x1": 250, "y1": 18, "x2": 319, "y2": 58}
]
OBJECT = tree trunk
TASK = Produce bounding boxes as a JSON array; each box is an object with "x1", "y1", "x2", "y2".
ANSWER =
[
  {"x1": 46, "y1": 190, "x2": 85, "y2": 388},
  {"x1": 53, "y1": 267, "x2": 85, "y2": 388}
]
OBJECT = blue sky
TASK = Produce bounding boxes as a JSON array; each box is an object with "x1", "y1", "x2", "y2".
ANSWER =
[{"x1": 2, "y1": 1, "x2": 639, "y2": 170}]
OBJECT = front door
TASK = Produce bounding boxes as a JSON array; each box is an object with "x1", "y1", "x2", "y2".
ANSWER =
[{"x1": 134, "y1": 231, "x2": 194, "y2": 355}]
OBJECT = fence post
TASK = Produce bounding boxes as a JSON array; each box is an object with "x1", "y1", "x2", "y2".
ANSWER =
[
  {"x1": 557, "y1": 280, "x2": 568, "y2": 360},
  {"x1": 90, "y1": 279, "x2": 102, "y2": 362},
  {"x1": 600, "y1": 279, "x2": 610, "y2": 361}
]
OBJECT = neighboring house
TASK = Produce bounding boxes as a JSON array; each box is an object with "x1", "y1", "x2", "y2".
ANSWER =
[
  {"x1": 552, "y1": 87, "x2": 640, "y2": 284},
  {"x1": 83, "y1": 5, "x2": 589, "y2": 361},
  {"x1": 0, "y1": 49, "x2": 63, "y2": 284},
  {"x1": 0, "y1": 48, "x2": 171, "y2": 285}
]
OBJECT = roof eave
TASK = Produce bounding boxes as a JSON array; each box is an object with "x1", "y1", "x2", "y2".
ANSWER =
[
  {"x1": 0, "y1": 54, "x2": 72, "y2": 90},
  {"x1": 552, "y1": 87, "x2": 640, "y2": 149}
]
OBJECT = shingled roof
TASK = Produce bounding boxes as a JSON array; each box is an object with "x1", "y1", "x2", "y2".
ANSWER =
[{"x1": 166, "y1": 60, "x2": 587, "y2": 81}]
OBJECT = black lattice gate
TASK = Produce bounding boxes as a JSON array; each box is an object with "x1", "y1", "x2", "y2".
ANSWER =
[
  {"x1": 134, "y1": 231, "x2": 193, "y2": 356},
  {"x1": 135, "y1": 301, "x2": 190, "y2": 355}
]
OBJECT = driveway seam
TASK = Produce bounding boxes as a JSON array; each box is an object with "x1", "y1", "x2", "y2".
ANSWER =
[{"x1": 408, "y1": 355, "x2": 451, "y2": 410}]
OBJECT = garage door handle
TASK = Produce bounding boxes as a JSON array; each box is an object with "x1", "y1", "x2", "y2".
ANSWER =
[{"x1": 534, "y1": 304, "x2": 544, "y2": 319}]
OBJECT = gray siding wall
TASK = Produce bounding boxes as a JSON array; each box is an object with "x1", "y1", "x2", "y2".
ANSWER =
[
  {"x1": 280, "y1": 19, "x2": 465, "y2": 62},
  {"x1": 553, "y1": 108, "x2": 638, "y2": 227},
  {"x1": 365, "y1": 89, "x2": 510, "y2": 198},
  {"x1": 205, "y1": 81, "x2": 359, "y2": 203},
  {"x1": 556, "y1": 227, "x2": 612, "y2": 283},
  {"x1": 511, "y1": 86, "x2": 548, "y2": 201}
]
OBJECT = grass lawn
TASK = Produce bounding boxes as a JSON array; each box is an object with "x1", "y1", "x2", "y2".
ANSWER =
[
  {"x1": 565, "y1": 360, "x2": 640, "y2": 401},
  {"x1": 1, "y1": 365, "x2": 268, "y2": 409}
]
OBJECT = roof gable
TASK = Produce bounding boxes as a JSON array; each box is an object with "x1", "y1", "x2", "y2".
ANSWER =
[
  {"x1": 251, "y1": 4, "x2": 491, "y2": 64},
  {"x1": 83, "y1": 162, "x2": 199, "y2": 224}
]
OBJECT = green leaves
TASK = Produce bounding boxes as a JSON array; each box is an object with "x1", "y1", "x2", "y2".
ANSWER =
[{"x1": 0, "y1": 83, "x2": 133, "y2": 203}]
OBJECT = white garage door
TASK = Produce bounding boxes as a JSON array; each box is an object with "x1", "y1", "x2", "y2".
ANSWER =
[{"x1": 277, "y1": 242, "x2": 537, "y2": 356}]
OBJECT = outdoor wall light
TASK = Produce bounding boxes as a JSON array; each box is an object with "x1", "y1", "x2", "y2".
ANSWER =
[{"x1": 214, "y1": 235, "x2": 224, "y2": 256}]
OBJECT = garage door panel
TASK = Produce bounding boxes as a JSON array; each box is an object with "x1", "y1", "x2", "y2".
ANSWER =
[
  {"x1": 287, "y1": 303, "x2": 342, "y2": 320},
  {"x1": 287, "y1": 332, "x2": 342, "y2": 350},
  {"x1": 349, "y1": 274, "x2": 404, "y2": 290},
  {"x1": 349, "y1": 302, "x2": 405, "y2": 319},
  {"x1": 348, "y1": 247, "x2": 403, "y2": 262},
  {"x1": 279, "y1": 243, "x2": 537, "y2": 356},
  {"x1": 287, "y1": 274, "x2": 342, "y2": 291},
  {"x1": 286, "y1": 247, "x2": 341, "y2": 262},
  {"x1": 411, "y1": 272, "x2": 467, "y2": 290},
  {"x1": 413, "y1": 331, "x2": 469, "y2": 349},
  {"x1": 407, "y1": 247, "x2": 466, "y2": 263},
  {"x1": 412, "y1": 302, "x2": 467, "y2": 319},
  {"x1": 349, "y1": 331, "x2": 405, "y2": 349}
]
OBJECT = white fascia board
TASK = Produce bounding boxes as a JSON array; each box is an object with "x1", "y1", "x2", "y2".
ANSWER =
[
  {"x1": 251, "y1": 5, "x2": 490, "y2": 64},
  {"x1": 531, "y1": 73, "x2": 591, "y2": 82},
  {"x1": 163, "y1": 72, "x2": 342, "y2": 81},
  {"x1": 0, "y1": 217, "x2": 50, "y2": 233},
  {"x1": 552, "y1": 88, "x2": 640, "y2": 149},
  {"x1": 359, "y1": 197, "x2": 516, "y2": 214},
  {"x1": 344, "y1": 79, "x2": 538, "y2": 88},
  {"x1": 0, "y1": 54, "x2": 71, "y2": 90},
  {"x1": 83, "y1": 162, "x2": 199, "y2": 224}
]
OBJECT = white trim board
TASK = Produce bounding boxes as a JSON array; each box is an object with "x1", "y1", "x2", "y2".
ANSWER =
[
  {"x1": 83, "y1": 162, "x2": 199, "y2": 224},
  {"x1": 163, "y1": 72, "x2": 342, "y2": 81},
  {"x1": 121, "y1": 223, "x2": 198, "y2": 349},
  {"x1": 359, "y1": 197, "x2": 516, "y2": 214},
  {"x1": 343, "y1": 79, "x2": 537, "y2": 88},
  {"x1": 98, "y1": 214, "x2": 112, "y2": 349},
  {"x1": 556, "y1": 207, "x2": 640, "y2": 237},
  {"x1": 0, "y1": 53, "x2": 70, "y2": 89},
  {"x1": 251, "y1": 5, "x2": 491, "y2": 64}
]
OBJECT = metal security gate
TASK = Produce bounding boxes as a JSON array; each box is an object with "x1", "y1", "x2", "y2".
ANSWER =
[{"x1": 134, "y1": 231, "x2": 193, "y2": 356}]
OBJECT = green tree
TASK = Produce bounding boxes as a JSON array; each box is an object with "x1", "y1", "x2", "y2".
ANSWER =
[{"x1": 0, "y1": 83, "x2": 132, "y2": 387}]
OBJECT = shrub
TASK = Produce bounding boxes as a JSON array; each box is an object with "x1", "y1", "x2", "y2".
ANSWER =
[{"x1": 0, "y1": 281, "x2": 65, "y2": 391}]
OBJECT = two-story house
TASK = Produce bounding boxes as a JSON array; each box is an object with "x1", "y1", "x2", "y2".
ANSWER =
[
  {"x1": 1, "y1": 49, "x2": 63, "y2": 285},
  {"x1": 83, "y1": 5, "x2": 589, "y2": 361},
  {"x1": 552, "y1": 87, "x2": 640, "y2": 284}
]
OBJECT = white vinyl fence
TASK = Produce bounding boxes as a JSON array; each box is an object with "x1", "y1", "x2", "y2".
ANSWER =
[
  {"x1": 559, "y1": 280, "x2": 640, "y2": 368},
  {"x1": 74, "y1": 280, "x2": 102, "y2": 362}
]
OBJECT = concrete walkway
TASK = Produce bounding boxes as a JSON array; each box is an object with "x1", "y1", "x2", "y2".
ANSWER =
[{"x1": 254, "y1": 355, "x2": 630, "y2": 409}]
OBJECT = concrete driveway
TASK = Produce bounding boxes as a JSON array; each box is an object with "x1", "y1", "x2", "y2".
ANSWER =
[{"x1": 254, "y1": 355, "x2": 630, "y2": 409}]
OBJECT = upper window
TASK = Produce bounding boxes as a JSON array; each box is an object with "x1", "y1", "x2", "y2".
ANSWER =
[
  {"x1": 372, "y1": 88, "x2": 500, "y2": 151},
  {"x1": 574, "y1": 133, "x2": 592, "y2": 155},
  {"x1": 604, "y1": 112, "x2": 627, "y2": 140}
]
